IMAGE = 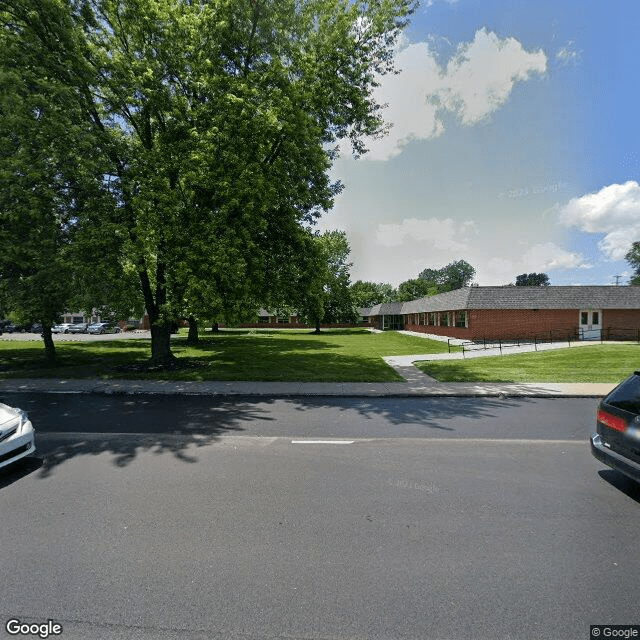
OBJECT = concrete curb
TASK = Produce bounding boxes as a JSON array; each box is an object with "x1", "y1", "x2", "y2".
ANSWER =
[{"x1": 0, "y1": 378, "x2": 615, "y2": 398}]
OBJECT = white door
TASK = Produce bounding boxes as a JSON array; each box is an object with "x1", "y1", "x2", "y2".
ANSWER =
[{"x1": 579, "y1": 309, "x2": 602, "y2": 340}]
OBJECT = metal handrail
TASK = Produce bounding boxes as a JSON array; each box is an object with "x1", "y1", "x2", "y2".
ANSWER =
[
  {"x1": 460, "y1": 329, "x2": 581, "y2": 357},
  {"x1": 449, "y1": 326, "x2": 640, "y2": 355}
]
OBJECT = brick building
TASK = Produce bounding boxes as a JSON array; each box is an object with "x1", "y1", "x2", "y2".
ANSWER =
[
  {"x1": 237, "y1": 309, "x2": 356, "y2": 329},
  {"x1": 362, "y1": 286, "x2": 640, "y2": 341}
]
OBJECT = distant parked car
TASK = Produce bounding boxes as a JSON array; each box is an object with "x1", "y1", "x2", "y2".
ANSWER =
[
  {"x1": 51, "y1": 323, "x2": 73, "y2": 334},
  {"x1": 87, "y1": 322, "x2": 122, "y2": 335},
  {"x1": 67, "y1": 323, "x2": 89, "y2": 334},
  {"x1": 0, "y1": 321, "x2": 30, "y2": 333},
  {"x1": 30, "y1": 323, "x2": 43, "y2": 333},
  {"x1": 591, "y1": 371, "x2": 640, "y2": 485},
  {"x1": 0, "y1": 402, "x2": 36, "y2": 470}
]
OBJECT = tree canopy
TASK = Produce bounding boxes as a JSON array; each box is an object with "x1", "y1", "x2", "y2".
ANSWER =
[
  {"x1": 350, "y1": 280, "x2": 396, "y2": 308},
  {"x1": 0, "y1": 0, "x2": 415, "y2": 365},
  {"x1": 295, "y1": 230, "x2": 357, "y2": 332},
  {"x1": 625, "y1": 242, "x2": 640, "y2": 285},
  {"x1": 417, "y1": 259, "x2": 476, "y2": 293},
  {"x1": 395, "y1": 278, "x2": 437, "y2": 302},
  {"x1": 515, "y1": 273, "x2": 550, "y2": 286}
]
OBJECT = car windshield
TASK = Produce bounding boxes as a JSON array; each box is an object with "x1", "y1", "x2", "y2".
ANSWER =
[{"x1": 605, "y1": 373, "x2": 640, "y2": 414}]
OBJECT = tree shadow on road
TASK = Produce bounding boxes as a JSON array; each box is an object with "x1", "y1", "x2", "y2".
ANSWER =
[
  {"x1": 1, "y1": 392, "x2": 280, "y2": 480},
  {"x1": 285, "y1": 395, "x2": 537, "y2": 432},
  {"x1": 0, "y1": 392, "x2": 597, "y2": 481}
]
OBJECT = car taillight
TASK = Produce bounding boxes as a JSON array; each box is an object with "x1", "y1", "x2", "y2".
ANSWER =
[{"x1": 597, "y1": 409, "x2": 627, "y2": 433}]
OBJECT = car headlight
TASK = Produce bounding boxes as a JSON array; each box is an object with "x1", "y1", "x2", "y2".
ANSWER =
[{"x1": 18, "y1": 410, "x2": 32, "y2": 435}]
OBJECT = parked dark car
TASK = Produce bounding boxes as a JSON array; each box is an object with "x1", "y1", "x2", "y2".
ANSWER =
[
  {"x1": 591, "y1": 371, "x2": 640, "y2": 484},
  {"x1": 30, "y1": 323, "x2": 43, "y2": 333},
  {"x1": 0, "y1": 321, "x2": 30, "y2": 333}
]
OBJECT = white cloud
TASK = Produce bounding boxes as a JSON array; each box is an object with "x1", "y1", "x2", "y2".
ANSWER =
[
  {"x1": 362, "y1": 29, "x2": 547, "y2": 160},
  {"x1": 558, "y1": 181, "x2": 640, "y2": 260},
  {"x1": 521, "y1": 242, "x2": 588, "y2": 270},
  {"x1": 434, "y1": 28, "x2": 547, "y2": 125},
  {"x1": 423, "y1": 0, "x2": 458, "y2": 7},
  {"x1": 374, "y1": 217, "x2": 473, "y2": 251},
  {"x1": 556, "y1": 41, "x2": 582, "y2": 66}
]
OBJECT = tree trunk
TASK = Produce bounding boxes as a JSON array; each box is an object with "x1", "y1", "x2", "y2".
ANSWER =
[
  {"x1": 211, "y1": 322, "x2": 219, "y2": 332},
  {"x1": 314, "y1": 318, "x2": 321, "y2": 333},
  {"x1": 150, "y1": 324, "x2": 176, "y2": 367},
  {"x1": 187, "y1": 316, "x2": 199, "y2": 344},
  {"x1": 41, "y1": 325, "x2": 56, "y2": 364}
]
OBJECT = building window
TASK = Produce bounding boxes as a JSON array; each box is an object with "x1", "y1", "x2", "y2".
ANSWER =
[
  {"x1": 259, "y1": 316, "x2": 270, "y2": 323},
  {"x1": 456, "y1": 311, "x2": 467, "y2": 328},
  {"x1": 277, "y1": 317, "x2": 289, "y2": 323}
]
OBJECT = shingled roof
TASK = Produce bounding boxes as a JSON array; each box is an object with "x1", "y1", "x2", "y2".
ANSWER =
[
  {"x1": 365, "y1": 286, "x2": 640, "y2": 315},
  {"x1": 367, "y1": 302, "x2": 404, "y2": 316}
]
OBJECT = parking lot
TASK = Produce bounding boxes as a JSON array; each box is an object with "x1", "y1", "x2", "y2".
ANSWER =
[{"x1": 0, "y1": 330, "x2": 152, "y2": 342}]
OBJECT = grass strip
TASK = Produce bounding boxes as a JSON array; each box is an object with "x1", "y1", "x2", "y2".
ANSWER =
[{"x1": 413, "y1": 343, "x2": 640, "y2": 383}]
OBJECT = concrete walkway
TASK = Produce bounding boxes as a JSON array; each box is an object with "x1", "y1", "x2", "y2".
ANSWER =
[{"x1": 378, "y1": 334, "x2": 617, "y2": 397}]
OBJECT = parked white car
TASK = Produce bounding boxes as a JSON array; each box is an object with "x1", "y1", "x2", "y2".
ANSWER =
[
  {"x1": 0, "y1": 403, "x2": 36, "y2": 470},
  {"x1": 51, "y1": 323, "x2": 73, "y2": 334},
  {"x1": 87, "y1": 322, "x2": 122, "y2": 334}
]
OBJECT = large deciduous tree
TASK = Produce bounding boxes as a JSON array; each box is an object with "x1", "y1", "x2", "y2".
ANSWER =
[
  {"x1": 350, "y1": 280, "x2": 396, "y2": 308},
  {"x1": 295, "y1": 230, "x2": 357, "y2": 332},
  {"x1": 0, "y1": 0, "x2": 414, "y2": 366},
  {"x1": 0, "y1": 7, "x2": 136, "y2": 362},
  {"x1": 395, "y1": 278, "x2": 437, "y2": 302}
]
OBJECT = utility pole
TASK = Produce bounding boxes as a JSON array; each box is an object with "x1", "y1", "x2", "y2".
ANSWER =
[{"x1": 613, "y1": 275, "x2": 622, "y2": 286}]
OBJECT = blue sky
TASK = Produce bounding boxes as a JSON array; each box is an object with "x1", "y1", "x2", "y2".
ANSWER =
[{"x1": 318, "y1": 0, "x2": 640, "y2": 287}]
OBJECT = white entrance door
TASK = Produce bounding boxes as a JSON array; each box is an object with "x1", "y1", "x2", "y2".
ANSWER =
[{"x1": 579, "y1": 309, "x2": 602, "y2": 340}]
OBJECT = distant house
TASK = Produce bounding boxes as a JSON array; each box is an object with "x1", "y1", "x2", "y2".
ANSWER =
[{"x1": 361, "y1": 286, "x2": 640, "y2": 340}]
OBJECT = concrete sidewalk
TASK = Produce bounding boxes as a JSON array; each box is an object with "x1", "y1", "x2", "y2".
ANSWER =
[{"x1": 0, "y1": 376, "x2": 615, "y2": 398}]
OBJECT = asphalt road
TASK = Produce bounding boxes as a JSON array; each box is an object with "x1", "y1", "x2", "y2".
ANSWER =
[{"x1": 1, "y1": 394, "x2": 639, "y2": 640}]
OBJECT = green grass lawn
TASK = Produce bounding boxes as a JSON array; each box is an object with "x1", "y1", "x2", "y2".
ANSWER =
[
  {"x1": 0, "y1": 329, "x2": 457, "y2": 382},
  {"x1": 413, "y1": 343, "x2": 640, "y2": 383}
]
